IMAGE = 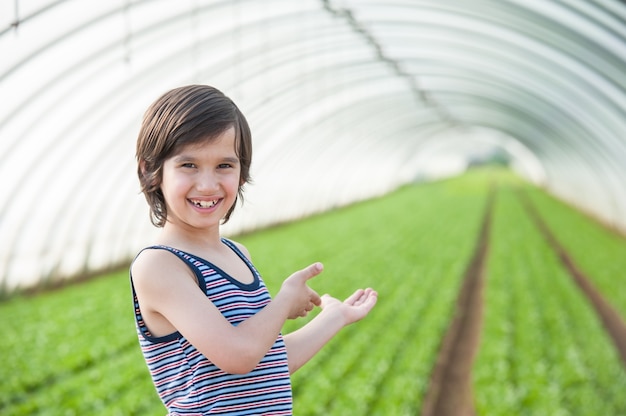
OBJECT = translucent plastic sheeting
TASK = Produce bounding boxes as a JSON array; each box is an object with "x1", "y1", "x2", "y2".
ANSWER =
[{"x1": 1, "y1": 0, "x2": 625, "y2": 292}]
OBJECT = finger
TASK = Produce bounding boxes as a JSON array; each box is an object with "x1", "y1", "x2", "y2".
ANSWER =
[
  {"x1": 359, "y1": 288, "x2": 376, "y2": 304},
  {"x1": 310, "y1": 289, "x2": 322, "y2": 306},
  {"x1": 344, "y1": 288, "x2": 366, "y2": 305},
  {"x1": 352, "y1": 288, "x2": 378, "y2": 307},
  {"x1": 296, "y1": 262, "x2": 324, "y2": 282},
  {"x1": 320, "y1": 293, "x2": 332, "y2": 307},
  {"x1": 362, "y1": 290, "x2": 378, "y2": 310},
  {"x1": 366, "y1": 293, "x2": 378, "y2": 309}
]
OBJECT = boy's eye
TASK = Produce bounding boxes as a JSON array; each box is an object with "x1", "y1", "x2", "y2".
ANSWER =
[
  {"x1": 181, "y1": 162, "x2": 196, "y2": 168},
  {"x1": 218, "y1": 163, "x2": 232, "y2": 169}
]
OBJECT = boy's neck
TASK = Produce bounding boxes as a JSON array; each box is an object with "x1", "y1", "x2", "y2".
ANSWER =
[{"x1": 156, "y1": 223, "x2": 223, "y2": 252}]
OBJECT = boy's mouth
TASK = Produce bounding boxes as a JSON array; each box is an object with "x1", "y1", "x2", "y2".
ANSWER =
[{"x1": 190, "y1": 199, "x2": 219, "y2": 208}]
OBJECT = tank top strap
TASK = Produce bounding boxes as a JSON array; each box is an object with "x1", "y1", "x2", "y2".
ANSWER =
[{"x1": 220, "y1": 238, "x2": 262, "y2": 280}]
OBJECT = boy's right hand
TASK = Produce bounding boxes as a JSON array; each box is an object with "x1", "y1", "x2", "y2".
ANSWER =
[{"x1": 279, "y1": 263, "x2": 323, "y2": 319}]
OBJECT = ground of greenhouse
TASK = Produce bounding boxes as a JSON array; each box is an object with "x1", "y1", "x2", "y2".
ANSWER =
[
  {"x1": 421, "y1": 191, "x2": 494, "y2": 416},
  {"x1": 521, "y1": 193, "x2": 626, "y2": 366},
  {"x1": 421, "y1": 189, "x2": 626, "y2": 416}
]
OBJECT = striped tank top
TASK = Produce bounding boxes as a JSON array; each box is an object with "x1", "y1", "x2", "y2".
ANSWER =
[{"x1": 130, "y1": 239, "x2": 292, "y2": 415}]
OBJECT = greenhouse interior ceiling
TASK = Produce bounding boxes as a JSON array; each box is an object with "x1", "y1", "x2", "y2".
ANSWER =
[{"x1": 1, "y1": 0, "x2": 625, "y2": 292}]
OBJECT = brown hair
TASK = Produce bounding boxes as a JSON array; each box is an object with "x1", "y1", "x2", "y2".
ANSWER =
[{"x1": 136, "y1": 85, "x2": 252, "y2": 227}]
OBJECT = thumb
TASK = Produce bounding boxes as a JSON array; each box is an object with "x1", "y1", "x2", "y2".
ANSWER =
[{"x1": 298, "y1": 262, "x2": 324, "y2": 281}]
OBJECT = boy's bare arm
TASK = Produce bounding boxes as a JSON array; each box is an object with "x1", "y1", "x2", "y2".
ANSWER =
[
  {"x1": 283, "y1": 288, "x2": 378, "y2": 374},
  {"x1": 132, "y1": 250, "x2": 322, "y2": 374}
]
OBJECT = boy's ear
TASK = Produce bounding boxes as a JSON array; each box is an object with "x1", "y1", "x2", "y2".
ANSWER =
[
  {"x1": 139, "y1": 160, "x2": 157, "y2": 188},
  {"x1": 139, "y1": 160, "x2": 147, "y2": 176},
  {"x1": 139, "y1": 160, "x2": 153, "y2": 183}
]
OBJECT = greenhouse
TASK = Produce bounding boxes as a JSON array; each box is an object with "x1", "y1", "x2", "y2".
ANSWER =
[{"x1": 1, "y1": 0, "x2": 626, "y2": 415}]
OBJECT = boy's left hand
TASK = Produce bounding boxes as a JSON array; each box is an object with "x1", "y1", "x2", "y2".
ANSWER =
[{"x1": 320, "y1": 288, "x2": 378, "y2": 326}]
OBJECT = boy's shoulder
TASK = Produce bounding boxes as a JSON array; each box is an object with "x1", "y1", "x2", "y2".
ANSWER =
[{"x1": 131, "y1": 247, "x2": 192, "y2": 284}]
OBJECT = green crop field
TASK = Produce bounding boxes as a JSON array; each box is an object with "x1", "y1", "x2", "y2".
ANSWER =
[
  {"x1": 2, "y1": 168, "x2": 625, "y2": 415},
  {"x1": 473, "y1": 187, "x2": 626, "y2": 415},
  {"x1": 526, "y1": 188, "x2": 626, "y2": 318}
]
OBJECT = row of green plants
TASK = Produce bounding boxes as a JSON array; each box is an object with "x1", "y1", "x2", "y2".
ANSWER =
[
  {"x1": 525, "y1": 187, "x2": 626, "y2": 318},
  {"x1": 1, "y1": 168, "x2": 625, "y2": 414},
  {"x1": 473, "y1": 187, "x2": 626, "y2": 415}
]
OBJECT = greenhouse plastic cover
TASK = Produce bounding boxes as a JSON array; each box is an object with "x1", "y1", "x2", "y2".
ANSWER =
[{"x1": 1, "y1": 0, "x2": 625, "y2": 292}]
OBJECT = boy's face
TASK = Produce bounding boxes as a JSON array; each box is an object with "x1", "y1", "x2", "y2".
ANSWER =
[{"x1": 160, "y1": 127, "x2": 241, "y2": 232}]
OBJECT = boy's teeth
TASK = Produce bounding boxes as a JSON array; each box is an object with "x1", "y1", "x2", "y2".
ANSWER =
[{"x1": 193, "y1": 199, "x2": 218, "y2": 208}]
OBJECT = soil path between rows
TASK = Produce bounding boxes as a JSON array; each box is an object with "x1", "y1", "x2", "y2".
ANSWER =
[
  {"x1": 421, "y1": 189, "x2": 495, "y2": 416},
  {"x1": 519, "y1": 191, "x2": 626, "y2": 367}
]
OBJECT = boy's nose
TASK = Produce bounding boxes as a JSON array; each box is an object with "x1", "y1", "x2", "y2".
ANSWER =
[{"x1": 197, "y1": 172, "x2": 219, "y2": 191}]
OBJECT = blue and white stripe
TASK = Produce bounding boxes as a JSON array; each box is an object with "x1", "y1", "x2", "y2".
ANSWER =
[{"x1": 131, "y1": 239, "x2": 292, "y2": 415}]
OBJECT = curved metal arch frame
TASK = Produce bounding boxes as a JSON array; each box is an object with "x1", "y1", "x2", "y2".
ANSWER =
[{"x1": 1, "y1": 0, "x2": 626, "y2": 291}]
